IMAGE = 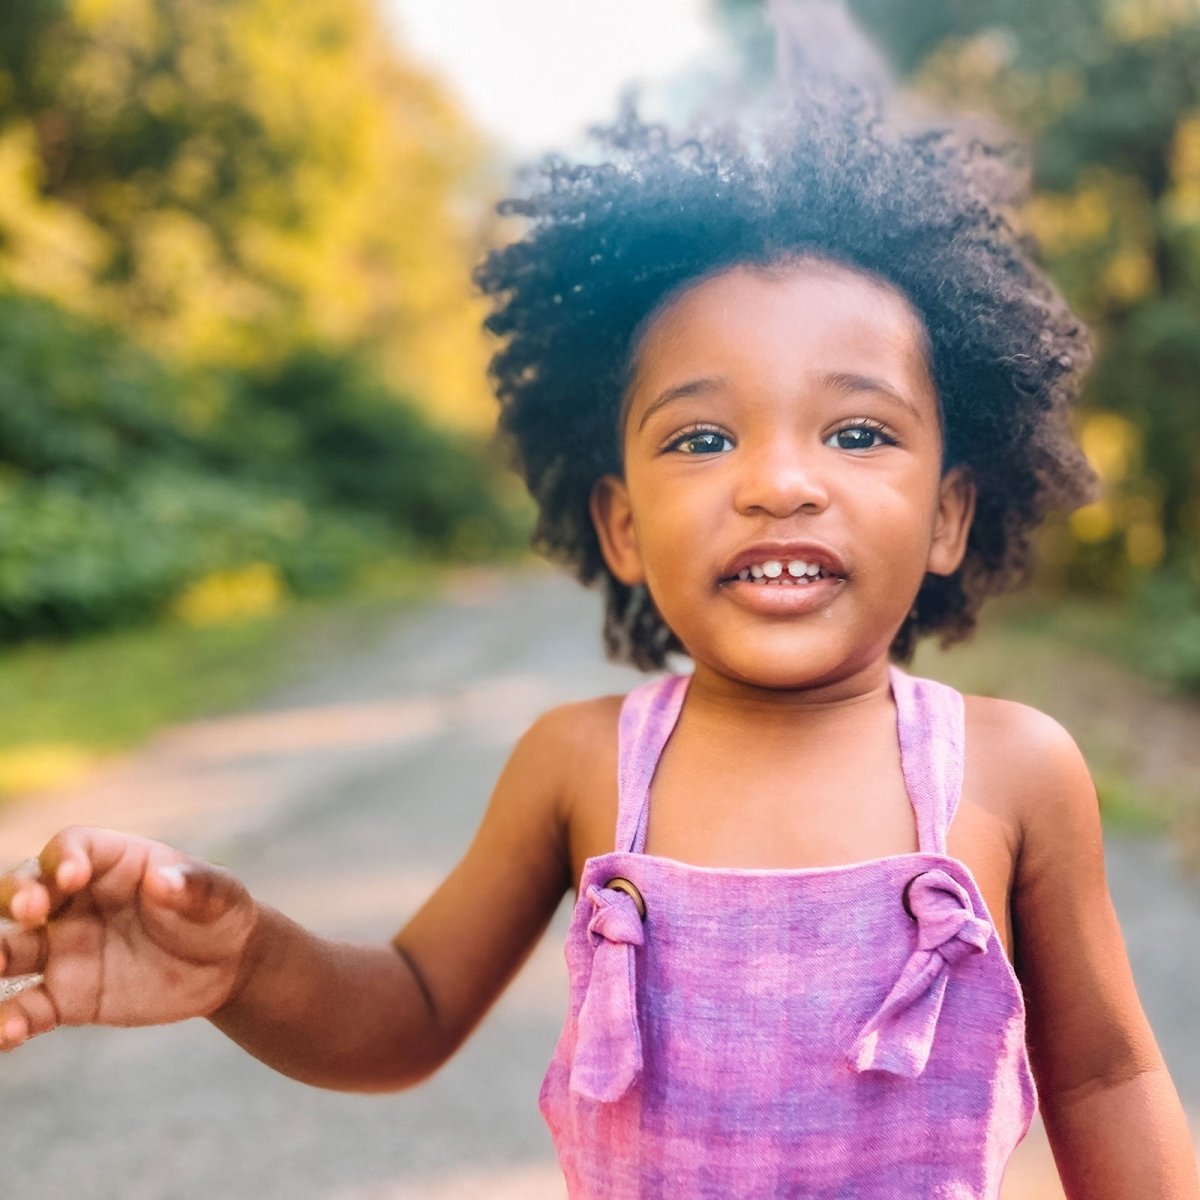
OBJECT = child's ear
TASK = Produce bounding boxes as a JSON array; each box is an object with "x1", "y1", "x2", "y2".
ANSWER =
[
  {"x1": 590, "y1": 473, "x2": 646, "y2": 586},
  {"x1": 927, "y1": 466, "x2": 976, "y2": 577}
]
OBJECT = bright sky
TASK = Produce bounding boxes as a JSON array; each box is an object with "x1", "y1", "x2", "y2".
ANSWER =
[{"x1": 385, "y1": 0, "x2": 723, "y2": 156}]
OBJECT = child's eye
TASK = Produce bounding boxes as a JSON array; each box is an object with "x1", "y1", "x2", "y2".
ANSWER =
[
  {"x1": 824, "y1": 422, "x2": 897, "y2": 451},
  {"x1": 665, "y1": 427, "x2": 734, "y2": 455}
]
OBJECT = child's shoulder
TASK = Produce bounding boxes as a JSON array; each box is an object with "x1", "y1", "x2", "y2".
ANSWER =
[
  {"x1": 521, "y1": 692, "x2": 625, "y2": 759},
  {"x1": 515, "y1": 694, "x2": 626, "y2": 870},
  {"x1": 962, "y1": 691, "x2": 1090, "y2": 783},
  {"x1": 470, "y1": 694, "x2": 626, "y2": 883},
  {"x1": 510, "y1": 692, "x2": 625, "y2": 804},
  {"x1": 959, "y1": 690, "x2": 1097, "y2": 847}
]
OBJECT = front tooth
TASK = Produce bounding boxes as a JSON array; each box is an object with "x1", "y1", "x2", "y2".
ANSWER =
[
  {"x1": 749, "y1": 563, "x2": 764, "y2": 579},
  {"x1": 787, "y1": 560, "x2": 807, "y2": 577},
  {"x1": 762, "y1": 560, "x2": 783, "y2": 578},
  {"x1": 806, "y1": 563, "x2": 821, "y2": 577}
]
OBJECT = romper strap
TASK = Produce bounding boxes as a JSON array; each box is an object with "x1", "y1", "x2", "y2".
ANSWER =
[
  {"x1": 888, "y1": 665, "x2": 965, "y2": 857},
  {"x1": 615, "y1": 674, "x2": 691, "y2": 854}
]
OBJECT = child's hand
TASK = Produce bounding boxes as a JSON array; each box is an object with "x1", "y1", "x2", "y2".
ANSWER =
[{"x1": 0, "y1": 827, "x2": 259, "y2": 1049}]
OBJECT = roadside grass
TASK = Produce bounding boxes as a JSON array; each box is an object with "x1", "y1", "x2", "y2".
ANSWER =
[
  {"x1": 916, "y1": 593, "x2": 1200, "y2": 863},
  {"x1": 0, "y1": 557, "x2": 441, "y2": 802}
]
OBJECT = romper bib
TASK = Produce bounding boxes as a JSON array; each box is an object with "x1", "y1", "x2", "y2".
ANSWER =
[{"x1": 539, "y1": 666, "x2": 1036, "y2": 1199}]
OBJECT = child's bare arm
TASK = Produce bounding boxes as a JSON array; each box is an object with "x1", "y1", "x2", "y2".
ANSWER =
[
  {"x1": 1009, "y1": 707, "x2": 1199, "y2": 1198},
  {"x1": 210, "y1": 705, "x2": 575, "y2": 1090},
  {"x1": 0, "y1": 707, "x2": 575, "y2": 1093}
]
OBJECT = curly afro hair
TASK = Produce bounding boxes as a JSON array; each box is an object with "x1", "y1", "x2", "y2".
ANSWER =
[{"x1": 475, "y1": 88, "x2": 1096, "y2": 670}]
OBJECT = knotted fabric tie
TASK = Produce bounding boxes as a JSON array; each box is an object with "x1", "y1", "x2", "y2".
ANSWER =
[
  {"x1": 848, "y1": 868, "x2": 990, "y2": 1078},
  {"x1": 569, "y1": 884, "x2": 645, "y2": 1102}
]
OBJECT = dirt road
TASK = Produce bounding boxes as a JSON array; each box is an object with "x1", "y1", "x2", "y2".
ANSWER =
[{"x1": 2, "y1": 569, "x2": 1196, "y2": 1197}]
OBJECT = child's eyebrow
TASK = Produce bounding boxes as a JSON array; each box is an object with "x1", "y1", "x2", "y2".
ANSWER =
[
  {"x1": 823, "y1": 372, "x2": 927, "y2": 427},
  {"x1": 636, "y1": 372, "x2": 926, "y2": 431},
  {"x1": 636, "y1": 376, "x2": 727, "y2": 431}
]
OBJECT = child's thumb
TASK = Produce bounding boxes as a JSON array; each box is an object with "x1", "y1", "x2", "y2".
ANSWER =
[{"x1": 149, "y1": 859, "x2": 248, "y2": 924}]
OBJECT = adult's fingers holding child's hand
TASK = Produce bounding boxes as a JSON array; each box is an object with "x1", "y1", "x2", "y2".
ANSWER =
[
  {"x1": 0, "y1": 978, "x2": 57, "y2": 1051},
  {"x1": 0, "y1": 861, "x2": 55, "y2": 1050},
  {"x1": 0, "y1": 914, "x2": 49, "y2": 980},
  {"x1": 0, "y1": 855, "x2": 56, "y2": 927}
]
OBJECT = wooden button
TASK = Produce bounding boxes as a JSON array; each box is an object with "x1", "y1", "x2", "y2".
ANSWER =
[{"x1": 604, "y1": 876, "x2": 646, "y2": 921}]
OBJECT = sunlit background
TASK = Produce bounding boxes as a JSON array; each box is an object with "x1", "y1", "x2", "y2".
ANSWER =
[
  {"x1": 1, "y1": 4, "x2": 1199, "y2": 1197},
  {"x1": 0, "y1": 2, "x2": 1197, "y2": 805},
  {"x1": 390, "y1": 0, "x2": 721, "y2": 155}
]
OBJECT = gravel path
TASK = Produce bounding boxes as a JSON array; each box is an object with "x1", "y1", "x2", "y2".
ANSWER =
[{"x1": 1, "y1": 568, "x2": 1196, "y2": 1198}]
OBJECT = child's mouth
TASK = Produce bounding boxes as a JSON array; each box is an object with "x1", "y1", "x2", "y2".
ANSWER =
[
  {"x1": 728, "y1": 559, "x2": 831, "y2": 586},
  {"x1": 717, "y1": 554, "x2": 847, "y2": 615}
]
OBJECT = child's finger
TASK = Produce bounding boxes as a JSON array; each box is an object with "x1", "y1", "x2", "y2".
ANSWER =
[
  {"x1": 36, "y1": 826, "x2": 111, "y2": 899},
  {"x1": 143, "y1": 851, "x2": 247, "y2": 925},
  {"x1": 0, "y1": 1004, "x2": 30, "y2": 1050}
]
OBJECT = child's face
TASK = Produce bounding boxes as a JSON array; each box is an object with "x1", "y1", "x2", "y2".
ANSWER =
[{"x1": 591, "y1": 257, "x2": 974, "y2": 691}]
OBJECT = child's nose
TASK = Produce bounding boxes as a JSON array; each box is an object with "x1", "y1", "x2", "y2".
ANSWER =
[{"x1": 733, "y1": 443, "x2": 830, "y2": 518}]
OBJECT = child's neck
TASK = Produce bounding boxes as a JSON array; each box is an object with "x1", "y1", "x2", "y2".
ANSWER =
[
  {"x1": 684, "y1": 657, "x2": 894, "y2": 742},
  {"x1": 643, "y1": 656, "x2": 913, "y2": 869}
]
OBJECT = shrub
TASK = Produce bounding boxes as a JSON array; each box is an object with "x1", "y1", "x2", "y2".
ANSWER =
[{"x1": 0, "y1": 293, "x2": 524, "y2": 643}]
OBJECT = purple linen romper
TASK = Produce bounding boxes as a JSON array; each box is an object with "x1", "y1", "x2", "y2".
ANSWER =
[{"x1": 540, "y1": 666, "x2": 1037, "y2": 1198}]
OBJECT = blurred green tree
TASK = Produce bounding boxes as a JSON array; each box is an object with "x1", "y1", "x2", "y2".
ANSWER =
[
  {"x1": 0, "y1": 291, "x2": 524, "y2": 643},
  {"x1": 0, "y1": 0, "x2": 495, "y2": 428}
]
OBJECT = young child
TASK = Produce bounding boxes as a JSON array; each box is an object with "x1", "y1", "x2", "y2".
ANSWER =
[{"x1": 1, "y1": 91, "x2": 1197, "y2": 1199}]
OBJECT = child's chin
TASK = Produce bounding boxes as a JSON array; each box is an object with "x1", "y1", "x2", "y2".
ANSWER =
[{"x1": 716, "y1": 649, "x2": 856, "y2": 691}]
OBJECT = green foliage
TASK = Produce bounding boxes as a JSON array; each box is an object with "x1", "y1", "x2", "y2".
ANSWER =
[
  {"x1": 1000, "y1": 578, "x2": 1200, "y2": 696},
  {"x1": 1088, "y1": 296, "x2": 1200, "y2": 541},
  {"x1": 0, "y1": 291, "x2": 206, "y2": 479},
  {"x1": 1135, "y1": 568, "x2": 1200, "y2": 694},
  {"x1": 1093, "y1": 769, "x2": 1170, "y2": 833},
  {"x1": 0, "y1": 468, "x2": 384, "y2": 640},
  {"x1": 0, "y1": 292, "x2": 523, "y2": 644},
  {"x1": 222, "y1": 349, "x2": 524, "y2": 555}
]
